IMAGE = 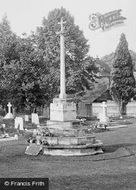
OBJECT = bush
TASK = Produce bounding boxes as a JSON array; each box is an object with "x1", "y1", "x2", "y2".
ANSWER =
[
  {"x1": 0, "y1": 108, "x2": 6, "y2": 117},
  {"x1": 2, "y1": 119, "x2": 14, "y2": 127}
]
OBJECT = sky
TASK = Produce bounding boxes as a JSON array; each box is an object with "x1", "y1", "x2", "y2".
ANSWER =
[{"x1": 0, "y1": 0, "x2": 136, "y2": 57}]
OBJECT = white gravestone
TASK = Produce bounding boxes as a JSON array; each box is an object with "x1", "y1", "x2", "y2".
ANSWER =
[
  {"x1": 4, "y1": 102, "x2": 14, "y2": 119},
  {"x1": 31, "y1": 113, "x2": 39, "y2": 125},
  {"x1": 15, "y1": 117, "x2": 24, "y2": 130},
  {"x1": 24, "y1": 115, "x2": 29, "y2": 122},
  {"x1": 14, "y1": 134, "x2": 18, "y2": 139},
  {"x1": 98, "y1": 102, "x2": 109, "y2": 126}
]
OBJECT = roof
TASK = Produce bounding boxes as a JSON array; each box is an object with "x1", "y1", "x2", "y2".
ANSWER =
[{"x1": 80, "y1": 77, "x2": 109, "y2": 103}]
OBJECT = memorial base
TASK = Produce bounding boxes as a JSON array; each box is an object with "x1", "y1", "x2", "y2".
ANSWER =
[
  {"x1": 4, "y1": 113, "x2": 14, "y2": 119},
  {"x1": 50, "y1": 98, "x2": 77, "y2": 121},
  {"x1": 26, "y1": 98, "x2": 103, "y2": 156}
]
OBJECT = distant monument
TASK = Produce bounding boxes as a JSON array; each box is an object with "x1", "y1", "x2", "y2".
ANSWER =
[{"x1": 4, "y1": 102, "x2": 14, "y2": 119}]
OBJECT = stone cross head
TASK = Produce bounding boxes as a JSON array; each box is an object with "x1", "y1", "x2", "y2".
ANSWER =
[{"x1": 7, "y1": 102, "x2": 12, "y2": 108}]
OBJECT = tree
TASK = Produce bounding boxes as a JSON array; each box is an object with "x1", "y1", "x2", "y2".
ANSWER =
[
  {"x1": 34, "y1": 7, "x2": 98, "y2": 103},
  {"x1": 9, "y1": 35, "x2": 48, "y2": 112},
  {"x1": 0, "y1": 15, "x2": 18, "y2": 66},
  {"x1": 0, "y1": 18, "x2": 47, "y2": 112},
  {"x1": 0, "y1": 10, "x2": 98, "y2": 112},
  {"x1": 110, "y1": 33, "x2": 135, "y2": 116},
  {"x1": 0, "y1": 15, "x2": 20, "y2": 108}
]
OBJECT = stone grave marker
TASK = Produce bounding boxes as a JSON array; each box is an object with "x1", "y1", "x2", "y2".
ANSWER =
[
  {"x1": 24, "y1": 115, "x2": 29, "y2": 122},
  {"x1": 4, "y1": 102, "x2": 14, "y2": 119},
  {"x1": 25, "y1": 144, "x2": 42, "y2": 155},
  {"x1": 15, "y1": 117, "x2": 24, "y2": 130},
  {"x1": 31, "y1": 113, "x2": 39, "y2": 125},
  {"x1": 98, "y1": 102, "x2": 109, "y2": 128}
]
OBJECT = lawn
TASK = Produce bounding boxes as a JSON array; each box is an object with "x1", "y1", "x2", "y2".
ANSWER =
[{"x1": 0, "y1": 118, "x2": 136, "y2": 189}]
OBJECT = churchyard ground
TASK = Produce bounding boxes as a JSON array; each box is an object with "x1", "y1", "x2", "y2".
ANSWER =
[{"x1": 0, "y1": 118, "x2": 136, "y2": 189}]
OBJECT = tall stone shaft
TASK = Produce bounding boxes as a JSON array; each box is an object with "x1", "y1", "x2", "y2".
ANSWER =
[
  {"x1": 49, "y1": 18, "x2": 77, "y2": 121},
  {"x1": 59, "y1": 18, "x2": 66, "y2": 99}
]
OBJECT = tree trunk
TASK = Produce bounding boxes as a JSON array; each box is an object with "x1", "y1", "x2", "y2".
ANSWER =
[
  {"x1": 122, "y1": 103, "x2": 126, "y2": 115},
  {"x1": 119, "y1": 102, "x2": 122, "y2": 118},
  {"x1": 119, "y1": 101, "x2": 126, "y2": 117}
]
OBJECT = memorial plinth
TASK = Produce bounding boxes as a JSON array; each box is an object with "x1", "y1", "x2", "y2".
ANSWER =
[
  {"x1": 50, "y1": 98, "x2": 76, "y2": 121},
  {"x1": 44, "y1": 96, "x2": 103, "y2": 156},
  {"x1": 47, "y1": 98, "x2": 80, "y2": 134}
]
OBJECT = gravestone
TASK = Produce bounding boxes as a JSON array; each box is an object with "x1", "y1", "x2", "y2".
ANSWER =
[
  {"x1": 4, "y1": 102, "x2": 14, "y2": 119},
  {"x1": 14, "y1": 134, "x2": 18, "y2": 139},
  {"x1": 15, "y1": 117, "x2": 24, "y2": 130},
  {"x1": 98, "y1": 102, "x2": 109, "y2": 127},
  {"x1": 31, "y1": 113, "x2": 39, "y2": 125},
  {"x1": 25, "y1": 144, "x2": 42, "y2": 155},
  {"x1": 24, "y1": 115, "x2": 29, "y2": 122}
]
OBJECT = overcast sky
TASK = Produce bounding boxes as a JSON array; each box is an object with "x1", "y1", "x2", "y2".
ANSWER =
[{"x1": 0, "y1": 0, "x2": 135, "y2": 57}]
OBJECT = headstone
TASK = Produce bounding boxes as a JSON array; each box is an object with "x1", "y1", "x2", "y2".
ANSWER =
[
  {"x1": 15, "y1": 117, "x2": 24, "y2": 130},
  {"x1": 25, "y1": 144, "x2": 42, "y2": 155},
  {"x1": 14, "y1": 134, "x2": 18, "y2": 140},
  {"x1": 4, "y1": 102, "x2": 14, "y2": 119},
  {"x1": 98, "y1": 102, "x2": 109, "y2": 127},
  {"x1": 31, "y1": 113, "x2": 39, "y2": 125},
  {"x1": 24, "y1": 115, "x2": 29, "y2": 122}
]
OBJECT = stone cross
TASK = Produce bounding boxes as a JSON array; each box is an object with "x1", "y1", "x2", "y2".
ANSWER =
[
  {"x1": 4, "y1": 102, "x2": 13, "y2": 119},
  {"x1": 58, "y1": 18, "x2": 66, "y2": 99},
  {"x1": 7, "y1": 102, "x2": 12, "y2": 114}
]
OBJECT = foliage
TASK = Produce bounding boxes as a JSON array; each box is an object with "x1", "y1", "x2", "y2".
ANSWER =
[
  {"x1": 101, "y1": 50, "x2": 136, "y2": 73},
  {"x1": 0, "y1": 18, "x2": 47, "y2": 111},
  {"x1": 34, "y1": 7, "x2": 98, "y2": 102},
  {"x1": 110, "y1": 33, "x2": 135, "y2": 115},
  {"x1": 0, "y1": 15, "x2": 19, "y2": 107},
  {"x1": 0, "y1": 9, "x2": 99, "y2": 111}
]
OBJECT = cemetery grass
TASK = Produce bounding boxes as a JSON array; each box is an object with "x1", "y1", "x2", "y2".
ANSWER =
[{"x1": 1, "y1": 120, "x2": 136, "y2": 189}]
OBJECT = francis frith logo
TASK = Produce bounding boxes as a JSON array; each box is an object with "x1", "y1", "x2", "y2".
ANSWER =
[{"x1": 89, "y1": 9, "x2": 126, "y2": 31}]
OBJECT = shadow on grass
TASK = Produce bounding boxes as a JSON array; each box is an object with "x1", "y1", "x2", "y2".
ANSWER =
[
  {"x1": 0, "y1": 137, "x2": 136, "y2": 163},
  {"x1": 102, "y1": 143, "x2": 136, "y2": 153}
]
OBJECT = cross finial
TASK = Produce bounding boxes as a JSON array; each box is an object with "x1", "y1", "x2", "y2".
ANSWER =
[
  {"x1": 58, "y1": 17, "x2": 66, "y2": 34},
  {"x1": 8, "y1": 102, "x2": 12, "y2": 107}
]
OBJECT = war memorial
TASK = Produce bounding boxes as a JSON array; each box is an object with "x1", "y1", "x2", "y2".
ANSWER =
[
  {"x1": 25, "y1": 18, "x2": 103, "y2": 156},
  {"x1": 0, "y1": 3, "x2": 136, "y2": 189}
]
